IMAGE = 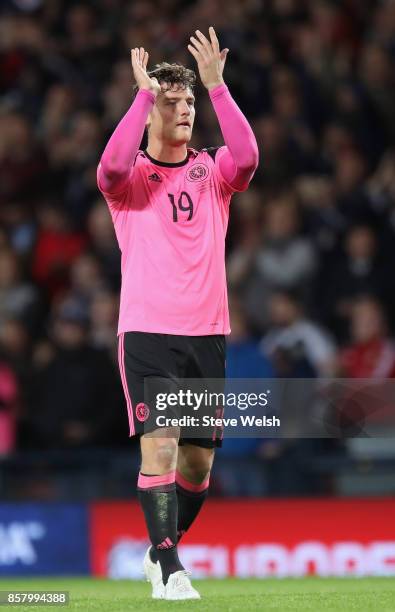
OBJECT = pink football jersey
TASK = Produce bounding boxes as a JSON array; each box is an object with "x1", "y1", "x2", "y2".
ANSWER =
[{"x1": 98, "y1": 147, "x2": 243, "y2": 336}]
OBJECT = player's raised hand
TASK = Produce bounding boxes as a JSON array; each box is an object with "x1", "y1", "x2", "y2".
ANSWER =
[
  {"x1": 188, "y1": 27, "x2": 229, "y2": 91},
  {"x1": 131, "y1": 47, "x2": 161, "y2": 96}
]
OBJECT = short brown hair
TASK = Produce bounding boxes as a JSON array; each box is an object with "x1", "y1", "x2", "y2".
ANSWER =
[{"x1": 132, "y1": 62, "x2": 196, "y2": 98}]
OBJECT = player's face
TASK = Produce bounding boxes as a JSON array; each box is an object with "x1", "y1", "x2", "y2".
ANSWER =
[{"x1": 147, "y1": 84, "x2": 195, "y2": 145}]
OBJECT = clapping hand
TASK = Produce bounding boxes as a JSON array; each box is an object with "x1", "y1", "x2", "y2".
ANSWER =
[
  {"x1": 131, "y1": 47, "x2": 161, "y2": 96},
  {"x1": 188, "y1": 27, "x2": 229, "y2": 91}
]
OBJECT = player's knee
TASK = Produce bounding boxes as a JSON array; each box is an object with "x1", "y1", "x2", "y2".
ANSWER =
[
  {"x1": 190, "y1": 456, "x2": 213, "y2": 481},
  {"x1": 153, "y1": 438, "x2": 178, "y2": 472},
  {"x1": 187, "y1": 464, "x2": 211, "y2": 483},
  {"x1": 179, "y1": 448, "x2": 214, "y2": 483}
]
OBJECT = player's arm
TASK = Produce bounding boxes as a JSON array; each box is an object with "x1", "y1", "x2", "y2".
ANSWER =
[
  {"x1": 188, "y1": 28, "x2": 259, "y2": 191},
  {"x1": 98, "y1": 48, "x2": 160, "y2": 195}
]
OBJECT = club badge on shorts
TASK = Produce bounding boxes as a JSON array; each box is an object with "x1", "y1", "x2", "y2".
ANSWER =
[{"x1": 135, "y1": 403, "x2": 150, "y2": 422}]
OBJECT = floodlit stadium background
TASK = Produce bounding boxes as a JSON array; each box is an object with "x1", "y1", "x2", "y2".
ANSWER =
[{"x1": 0, "y1": 0, "x2": 395, "y2": 578}]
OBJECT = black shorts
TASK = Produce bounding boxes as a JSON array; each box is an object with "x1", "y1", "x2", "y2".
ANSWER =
[{"x1": 118, "y1": 332, "x2": 226, "y2": 448}]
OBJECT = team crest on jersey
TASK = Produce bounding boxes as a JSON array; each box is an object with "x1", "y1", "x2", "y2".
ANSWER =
[
  {"x1": 135, "y1": 402, "x2": 150, "y2": 422},
  {"x1": 187, "y1": 163, "x2": 209, "y2": 182}
]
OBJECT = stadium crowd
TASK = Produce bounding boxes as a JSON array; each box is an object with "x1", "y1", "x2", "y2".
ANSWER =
[{"x1": 1, "y1": 0, "x2": 395, "y2": 494}]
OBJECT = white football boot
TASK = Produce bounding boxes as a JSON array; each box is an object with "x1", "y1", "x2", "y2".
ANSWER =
[
  {"x1": 164, "y1": 570, "x2": 201, "y2": 600},
  {"x1": 142, "y1": 546, "x2": 165, "y2": 599}
]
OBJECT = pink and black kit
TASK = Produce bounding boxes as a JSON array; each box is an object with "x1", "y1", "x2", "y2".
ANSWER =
[{"x1": 97, "y1": 83, "x2": 259, "y2": 448}]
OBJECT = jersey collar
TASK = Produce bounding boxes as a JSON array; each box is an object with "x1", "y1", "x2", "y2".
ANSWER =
[{"x1": 144, "y1": 149, "x2": 190, "y2": 167}]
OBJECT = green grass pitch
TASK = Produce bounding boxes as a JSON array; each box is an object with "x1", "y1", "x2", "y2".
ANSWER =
[{"x1": 0, "y1": 577, "x2": 395, "y2": 611}]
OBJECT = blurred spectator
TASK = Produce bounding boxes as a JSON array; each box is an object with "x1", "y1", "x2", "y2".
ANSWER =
[
  {"x1": 89, "y1": 289, "x2": 119, "y2": 360},
  {"x1": 0, "y1": 229, "x2": 9, "y2": 251},
  {"x1": 367, "y1": 149, "x2": 395, "y2": 211},
  {"x1": 40, "y1": 84, "x2": 77, "y2": 152},
  {"x1": 227, "y1": 188, "x2": 264, "y2": 284},
  {"x1": 296, "y1": 174, "x2": 346, "y2": 262},
  {"x1": 69, "y1": 252, "x2": 107, "y2": 311},
  {"x1": 32, "y1": 203, "x2": 86, "y2": 299},
  {"x1": 0, "y1": 318, "x2": 32, "y2": 448},
  {"x1": 0, "y1": 113, "x2": 48, "y2": 207},
  {"x1": 217, "y1": 294, "x2": 275, "y2": 495},
  {"x1": 226, "y1": 293, "x2": 275, "y2": 379},
  {"x1": 0, "y1": 247, "x2": 41, "y2": 334},
  {"x1": 28, "y1": 297, "x2": 124, "y2": 448},
  {"x1": 234, "y1": 191, "x2": 316, "y2": 331},
  {"x1": 0, "y1": 202, "x2": 36, "y2": 257},
  {"x1": 359, "y1": 43, "x2": 395, "y2": 143},
  {"x1": 261, "y1": 291, "x2": 336, "y2": 377},
  {"x1": 48, "y1": 111, "x2": 102, "y2": 225},
  {"x1": 102, "y1": 60, "x2": 139, "y2": 131},
  {"x1": 334, "y1": 147, "x2": 375, "y2": 226},
  {"x1": 0, "y1": 318, "x2": 30, "y2": 363},
  {"x1": 0, "y1": 357, "x2": 18, "y2": 456},
  {"x1": 321, "y1": 224, "x2": 394, "y2": 339},
  {"x1": 0, "y1": 318, "x2": 31, "y2": 385},
  {"x1": 252, "y1": 115, "x2": 300, "y2": 188},
  {"x1": 87, "y1": 201, "x2": 121, "y2": 291},
  {"x1": 338, "y1": 296, "x2": 395, "y2": 378}
]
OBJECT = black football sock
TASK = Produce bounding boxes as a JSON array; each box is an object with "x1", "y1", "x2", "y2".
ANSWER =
[
  {"x1": 137, "y1": 471, "x2": 184, "y2": 585},
  {"x1": 176, "y1": 470, "x2": 210, "y2": 541},
  {"x1": 150, "y1": 469, "x2": 210, "y2": 565}
]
